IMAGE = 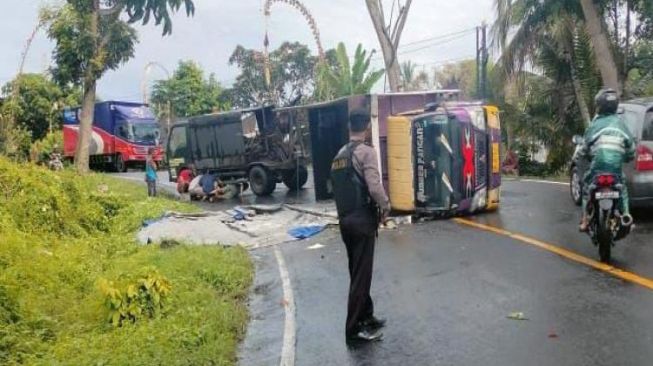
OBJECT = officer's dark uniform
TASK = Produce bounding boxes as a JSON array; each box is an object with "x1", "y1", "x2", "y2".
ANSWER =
[{"x1": 331, "y1": 138, "x2": 390, "y2": 338}]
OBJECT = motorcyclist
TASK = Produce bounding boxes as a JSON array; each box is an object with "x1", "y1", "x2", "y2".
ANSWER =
[
  {"x1": 48, "y1": 144, "x2": 64, "y2": 171},
  {"x1": 579, "y1": 88, "x2": 635, "y2": 232}
]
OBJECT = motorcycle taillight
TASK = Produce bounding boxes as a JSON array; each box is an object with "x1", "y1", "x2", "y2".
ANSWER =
[
  {"x1": 597, "y1": 174, "x2": 615, "y2": 187},
  {"x1": 636, "y1": 145, "x2": 653, "y2": 171}
]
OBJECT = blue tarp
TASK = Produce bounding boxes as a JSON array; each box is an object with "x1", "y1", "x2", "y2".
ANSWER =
[{"x1": 288, "y1": 224, "x2": 327, "y2": 240}]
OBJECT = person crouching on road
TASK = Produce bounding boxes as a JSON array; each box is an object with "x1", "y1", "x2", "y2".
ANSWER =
[
  {"x1": 331, "y1": 108, "x2": 391, "y2": 345},
  {"x1": 177, "y1": 164, "x2": 196, "y2": 194},
  {"x1": 188, "y1": 174, "x2": 204, "y2": 200},
  {"x1": 145, "y1": 148, "x2": 158, "y2": 197},
  {"x1": 199, "y1": 173, "x2": 229, "y2": 202}
]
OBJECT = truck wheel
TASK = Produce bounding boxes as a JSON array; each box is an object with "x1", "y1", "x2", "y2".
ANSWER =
[
  {"x1": 282, "y1": 165, "x2": 308, "y2": 191},
  {"x1": 249, "y1": 166, "x2": 276, "y2": 196},
  {"x1": 115, "y1": 154, "x2": 127, "y2": 173}
]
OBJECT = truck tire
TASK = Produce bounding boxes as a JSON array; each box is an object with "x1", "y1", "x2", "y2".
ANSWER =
[
  {"x1": 249, "y1": 166, "x2": 276, "y2": 196},
  {"x1": 282, "y1": 165, "x2": 308, "y2": 191},
  {"x1": 115, "y1": 154, "x2": 127, "y2": 173}
]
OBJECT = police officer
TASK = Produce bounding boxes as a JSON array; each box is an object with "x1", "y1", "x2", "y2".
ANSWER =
[{"x1": 331, "y1": 109, "x2": 391, "y2": 344}]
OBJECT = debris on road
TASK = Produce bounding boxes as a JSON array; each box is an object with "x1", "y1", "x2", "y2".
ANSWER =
[
  {"x1": 137, "y1": 205, "x2": 336, "y2": 249},
  {"x1": 506, "y1": 312, "x2": 529, "y2": 321},
  {"x1": 307, "y1": 243, "x2": 325, "y2": 250},
  {"x1": 288, "y1": 225, "x2": 327, "y2": 239}
]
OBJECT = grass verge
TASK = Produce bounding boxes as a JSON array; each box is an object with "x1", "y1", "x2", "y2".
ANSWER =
[{"x1": 0, "y1": 157, "x2": 253, "y2": 365}]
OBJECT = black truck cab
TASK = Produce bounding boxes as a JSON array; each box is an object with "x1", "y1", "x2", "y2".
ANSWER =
[{"x1": 166, "y1": 106, "x2": 309, "y2": 196}]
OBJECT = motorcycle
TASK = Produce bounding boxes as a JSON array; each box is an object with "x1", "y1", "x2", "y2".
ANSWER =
[
  {"x1": 48, "y1": 152, "x2": 64, "y2": 171},
  {"x1": 584, "y1": 173, "x2": 633, "y2": 263}
]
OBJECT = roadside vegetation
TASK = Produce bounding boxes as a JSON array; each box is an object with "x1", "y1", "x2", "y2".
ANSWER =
[{"x1": 0, "y1": 157, "x2": 253, "y2": 365}]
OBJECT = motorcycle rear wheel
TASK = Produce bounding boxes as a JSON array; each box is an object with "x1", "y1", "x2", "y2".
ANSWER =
[{"x1": 596, "y1": 209, "x2": 613, "y2": 263}]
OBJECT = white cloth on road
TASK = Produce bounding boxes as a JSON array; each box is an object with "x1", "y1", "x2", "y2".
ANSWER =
[{"x1": 137, "y1": 207, "x2": 336, "y2": 249}]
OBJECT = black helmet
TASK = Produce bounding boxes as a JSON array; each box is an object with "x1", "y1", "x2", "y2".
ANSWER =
[{"x1": 594, "y1": 88, "x2": 619, "y2": 115}]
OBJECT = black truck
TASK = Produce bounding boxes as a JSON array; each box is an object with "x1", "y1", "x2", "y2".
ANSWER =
[{"x1": 166, "y1": 106, "x2": 309, "y2": 196}]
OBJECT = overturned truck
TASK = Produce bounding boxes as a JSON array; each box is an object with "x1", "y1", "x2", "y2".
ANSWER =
[
  {"x1": 166, "y1": 106, "x2": 309, "y2": 196},
  {"x1": 386, "y1": 103, "x2": 502, "y2": 215}
]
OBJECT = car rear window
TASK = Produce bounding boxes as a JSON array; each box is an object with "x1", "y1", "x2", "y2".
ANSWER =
[
  {"x1": 644, "y1": 110, "x2": 653, "y2": 141},
  {"x1": 621, "y1": 109, "x2": 642, "y2": 137}
]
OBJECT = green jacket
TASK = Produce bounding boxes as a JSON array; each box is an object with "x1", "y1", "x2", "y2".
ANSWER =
[{"x1": 582, "y1": 114, "x2": 635, "y2": 169}]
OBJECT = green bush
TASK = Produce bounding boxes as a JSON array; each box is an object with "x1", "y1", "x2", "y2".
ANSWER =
[
  {"x1": 29, "y1": 131, "x2": 64, "y2": 165},
  {"x1": 99, "y1": 270, "x2": 173, "y2": 327},
  {"x1": 0, "y1": 157, "x2": 253, "y2": 365}
]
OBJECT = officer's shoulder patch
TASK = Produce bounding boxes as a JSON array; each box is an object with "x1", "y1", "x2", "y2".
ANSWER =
[{"x1": 331, "y1": 158, "x2": 348, "y2": 170}]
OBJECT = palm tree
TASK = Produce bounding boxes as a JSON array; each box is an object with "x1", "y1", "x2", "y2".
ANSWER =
[
  {"x1": 401, "y1": 61, "x2": 416, "y2": 90},
  {"x1": 315, "y1": 43, "x2": 385, "y2": 101},
  {"x1": 579, "y1": 0, "x2": 621, "y2": 92},
  {"x1": 492, "y1": 0, "x2": 600, "y2": 170},
  {"x1": 493, "y1": 0, "x2": 596, "y2": 126},
  {"x1": 494, "y1": 0, "x2": 621, "y2": 94}
]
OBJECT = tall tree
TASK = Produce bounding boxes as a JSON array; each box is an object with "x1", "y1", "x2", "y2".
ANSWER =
[
  {"x1": 229, "y1": 42, "x2": 317, "y2": 108},
  {"x1": 493, "y1": 0, "x2": 596, "y2": 125},
  {"x1": 315, "y1": 43, "x2": 385, "y2": 101},
  {"x1": 579, "y1": 0, "x2": 621, "y2": 93},
  {"x1": 1, "y1": 74, "x2": 80, "y2": 142},
  {"x1": 150, "y1": 61, "x2": 228, "y2": 121},
  {"x1": 625, "y1": 39, "x2": 653, "y2": 96},
  {"x1": 400, "y1": 60, "x2": 416, "y2": 88},
  {"x1": 366, "y1": 0, "x2": 413, "y2": 92},
  {"x1": 42, "y1": 0, "x2": 194, "y2": 174},
  {"x1": 433, "y1": 60, "x2": 478, "y2": 98},
  {"x1": 400, "y1": 61, "x2": 432, "y2": 91}
]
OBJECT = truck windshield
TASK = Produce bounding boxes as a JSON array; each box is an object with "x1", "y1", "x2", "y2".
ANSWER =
[
  {"x1": 167, "y1": 126, "x2": 187, "y2": 160},
  {"x1": 117, "y1": 122, "x2": 160, "y2": 144}
]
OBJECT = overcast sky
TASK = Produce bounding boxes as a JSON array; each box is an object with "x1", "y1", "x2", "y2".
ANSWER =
[{"x1": 0, "y1": 0, "x2": 495, "y2": 102}]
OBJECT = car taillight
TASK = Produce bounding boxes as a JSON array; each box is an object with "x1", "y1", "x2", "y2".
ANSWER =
[
  {"x1": 597, "y1": 174, "x2": 616, "y2": 187},
  {"x1": 636, "y1": 145, "x2": 653, "y2": 171}
]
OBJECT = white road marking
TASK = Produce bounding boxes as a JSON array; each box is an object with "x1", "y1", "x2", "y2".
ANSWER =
[{"x1": 274, "y1": 245, "x2": 296, "y2": 366}]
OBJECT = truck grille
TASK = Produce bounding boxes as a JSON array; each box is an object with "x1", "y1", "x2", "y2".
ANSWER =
[{"x1": 132, "y1": 146, "x2": 149, "y2": 155}]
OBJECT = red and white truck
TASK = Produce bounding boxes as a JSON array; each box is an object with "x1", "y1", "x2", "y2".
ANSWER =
[{"x1": 63, "y1": 101, "x2": 164, "y2": 172}]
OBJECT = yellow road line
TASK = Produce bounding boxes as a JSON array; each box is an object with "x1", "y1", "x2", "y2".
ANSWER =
[{"x1": 453, "y1": 218, "x2": 653, "y2": 291}]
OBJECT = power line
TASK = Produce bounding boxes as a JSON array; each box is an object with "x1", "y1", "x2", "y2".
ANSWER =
[
  {"x1": 400, "y1": 27, "x2": 476, "y2": 48},
  {"x1": 411, "y1": 55, "x2": 477, "y2": 68},
  {"x1": 398, "y1": 32, "x2": 474, "y2": 55},
  {"x1": 371, "y1": 29, "x2": 475, "y2": 61}
]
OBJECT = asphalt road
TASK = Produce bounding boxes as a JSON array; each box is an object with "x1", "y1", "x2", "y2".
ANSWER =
[
  {"x1": 242, "y1": 180, "x2": 653, "y2": 366},
  {"x1": 113, "y1": 171, "x2": 653, "y2": 365}
]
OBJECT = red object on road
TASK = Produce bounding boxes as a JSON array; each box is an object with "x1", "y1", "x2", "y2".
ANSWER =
[{"x1": 176, "y1": 168, "x2": 194, "y2": 193}]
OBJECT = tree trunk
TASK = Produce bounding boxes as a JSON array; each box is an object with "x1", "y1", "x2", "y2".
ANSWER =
[
  {"x1": 74, "y1": 2, "x2": 99, "y2": 174},
  {"x1": 366, "y1": 0, "x2": 412, "y2": 92},
  {"x1": 75, "y1": 76, "x2": 96, "y2": 174},
  {"x1": 580, "y1": 0, "x2": 621, "y2": 93},
  {"x1": 624, "y1": 0, "x2": 631, "y2": 84},
  {"x1": 386, "y1": 58, "x2": 401, "y2": 92}
]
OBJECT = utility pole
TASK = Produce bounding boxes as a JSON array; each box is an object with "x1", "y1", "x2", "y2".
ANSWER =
[
  {"x1": 476, "y1": 26, "x2": 480, "y2": 98},
  {"x1": 142, "y1": 62, "x2": 172, "y2": 143},
  {"x1": 475, "y1": 24, "x2": 488, "y2": 100},
  {"x1": 481, "y1": 23, "x2": 488, "y2": 100}
]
